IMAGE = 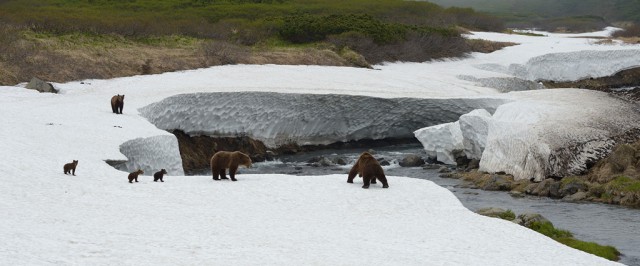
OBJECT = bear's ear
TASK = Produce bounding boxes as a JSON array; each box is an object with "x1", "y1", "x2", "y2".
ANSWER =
[{"x1": 121, "y1": 95, "x2": 125, "y2": 99}]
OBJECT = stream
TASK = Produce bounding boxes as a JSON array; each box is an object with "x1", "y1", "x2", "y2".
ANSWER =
[{"x1": 236, "y1": 143, "x2": 640, "y2": 265}]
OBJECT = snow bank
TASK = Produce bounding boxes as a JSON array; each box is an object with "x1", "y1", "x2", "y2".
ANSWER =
[
  {"x1": 415, "y1": 89, "x2": 640, "y2": 181},
  {"x1": 119, "y1": 135, "x2": 184, "y2": 176},
  {"x1": 139, "y1": 92, "x2": 506, "y2": 148},
  {"x1": 476, "y1": 50, "x2": 640, "y2": 82},
  {"x1": 460, "y1": 109, "x2": 492, "y2": 160},
  {"x1": 414, "y1": 109, "x2": 491, "y2": 164},
  {"x1": 414, "y1": 122, "x2": 464, "y2": 165}
]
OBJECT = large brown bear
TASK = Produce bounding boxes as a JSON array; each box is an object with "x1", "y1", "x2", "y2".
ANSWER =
[
  {"x1": 210, "y1": 151, "x2": 252, "y2": 181},
  {"x1": 111, "y1": 94, "x2": 125, "y2": 114},
  {"x1": 348, "y1": 152, "x2": 389, "y2": 189}
]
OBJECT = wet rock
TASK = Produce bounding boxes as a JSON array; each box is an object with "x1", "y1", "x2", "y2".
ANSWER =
[
  {"x1": 482, "y1": 175, "x2": 512, "y2": 191},
  {"x1": 563, "y1": 191, "x2": 588, "y2": 202},
  {"x1": 378, "y1": 158, "x2": 391, "y2": 166},
  {"x1": 476, "y1": 207, "x2": 507, "y2": 218},
  {"x1": 517, "y1": 213, "x2": 550, "y2": 227},
  {"x1": 25, "y1": 77, "x2": 57, "y2": 93},
  {"x1": 399, "y1": 154, "x2": 425, "y2": 167},
  {"x1": 527, "y1": 179, "x2": 555, "y2": 196},
  {"x1": 438, "y1": 166, "x2": 451, "y2": 173},
  {"x1": 549, "y1": 181, "x2": 562, "y2": 198},
  {"x1": 332, "y1": 157, "x2": 348, "y2": 165},
  {"x1": 559, "y1": 179, "x2": 588, "y2": 196},
  {"x1": 509, "y1": 191, "x2": 525, "y2": 198},
  {"x1": 308, "y1": 157, "x2": 333, "y2": 167},
  {"x1": 620, "y1": 194, "x2": 640, "y2": 207}
]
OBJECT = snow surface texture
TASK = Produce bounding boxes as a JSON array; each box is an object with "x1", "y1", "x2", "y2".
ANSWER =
[
  {"x1": 457, "y1": 75, "x2": 545, "y2": 92},
  {"x1": 415, "y1": 90, "x2": 640, "y2": 181},
  {"x1": 1, "y1": 28, "x2": 638, "y2": 264},
  {"x1": 139, "y1": 92, "x2": 506, "y2": 148},
  {"x1": 478, "y1": 89, "x2": 640, "y2": 181},
  {"x1": 414, "y1": 122, "x2": 464, "y2": 165},
  {"x1": 476, "y1": 49, "x2": 640, "y2": 82},
  {"x1": 459, "y1": 109, "x2": 492, "y2": 160},
  {"x1": 119, "y1": 135, "x2": 184, "y2": 176}
]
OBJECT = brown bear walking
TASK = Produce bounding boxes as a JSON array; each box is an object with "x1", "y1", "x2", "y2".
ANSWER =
[
  {"x1": 63, "y1": 160, "x2": 78, "y2": 175},
  {"x1": 348, "y1": 152, "x2": 389, "y2": 189},
  {"x1": 111, "y1": 94, "x2": 125, "y2": 114},
  {"x1": 210, "y1": 151, "x2": 252, "y2": 181},
  {"x1": 153, "y1": 169, "x2": 167, "y2": 182},
  {"x1": 128, "y1": 169, "x2": 144, "y2": 183}
]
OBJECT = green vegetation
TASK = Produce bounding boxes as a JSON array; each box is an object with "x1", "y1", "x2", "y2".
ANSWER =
[
  {"x1": 606, "y1": 176, "x2": 640, "y2": 192},
  {"x1": 426, "y1": 0, "x2": 640, "y2": 31},
  {"x1": 497, "y1": 209, "x2": 515, "y2": 220},
  {"x1": 0, "y1": 0, "x2": 510, "y2": 85},
  {"x1": 530, "y1": 221, "x2": 620, "y2": 261},
  {"x1": 482, "y1": 209, "x2": 621, "y2": 261}
]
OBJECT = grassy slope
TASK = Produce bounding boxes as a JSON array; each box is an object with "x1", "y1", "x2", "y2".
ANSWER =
[{"x1": 0, "y1": 0, "x2": 507, "y2": 85}]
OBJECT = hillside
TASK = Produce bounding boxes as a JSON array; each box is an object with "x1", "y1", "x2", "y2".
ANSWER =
[
  {"x1": 426, "y1": 0, "x2": 640, "y2": 31},
  {"x1": 0, "y1": 0, "x2": 508, "y2": 85}
]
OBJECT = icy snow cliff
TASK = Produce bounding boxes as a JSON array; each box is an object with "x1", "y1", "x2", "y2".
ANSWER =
[
  {"x1": 139, "y1": 92, "x2": 507, "y2": 148},
  {"x1": 477, "y1": 49, "x2": 640, "y2": 82},
  {"x1": 415, "y1": 89, "x2": 640, "y2": 181}
]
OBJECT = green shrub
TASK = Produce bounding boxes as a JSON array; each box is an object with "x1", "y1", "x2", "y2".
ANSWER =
[
  {"x1": 529, "y1": 221, "x2": 620, "y2": 261},
  {"x1": 557, "y1": 238, "x2": 620, "y2": 261}
]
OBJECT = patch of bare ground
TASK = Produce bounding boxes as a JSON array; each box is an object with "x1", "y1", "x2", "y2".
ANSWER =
[
  {"x1": 0, "y1": 32, "x2": 356, "y2": 85},
  {"x1": 246, "y1": 48, "x2": 353, "y2": 67},
  {"x1": 466, "y1": 39, "x2": 518, "y2": 53}
]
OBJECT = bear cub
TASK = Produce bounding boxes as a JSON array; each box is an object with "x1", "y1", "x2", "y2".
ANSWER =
[
  {"x1": 128, "y1": 169, "x2": 144, "y2": 183},
  {"x1": 348, "y1": 152, "x2": 389, "y2": 189},
  {"x1": 154, "y1": 169, "x2": 168, "y2": 182},
  {"x1": 63, "y1": 160, "x2": 78, "y2": 175},
  {"x1": 210, "y1": 151, "x2": 252, "y2": 181}
]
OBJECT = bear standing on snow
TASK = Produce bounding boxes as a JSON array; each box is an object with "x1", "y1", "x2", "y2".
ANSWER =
[
  {"x1": 111, "y1": 94, "x2": 125, "y2": 114},
  {"x1": 128, "y1": 169, "x2": 144, "y2": 183},
  {"x1": 153, "y1": 169, "x2": 167, "y2": 182},
  {"x1": 348, "y1": 152, "x2": 389, "y2": 189},
  {"x1": 63, "y1": 160, "x2": 78, "y2": 175},
  {"x1": 210, "y1": 151, "x2": 252, "y2": 182}
]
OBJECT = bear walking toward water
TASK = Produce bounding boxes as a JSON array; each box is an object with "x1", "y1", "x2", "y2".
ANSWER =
[
  {"x1": 210, "y1": 151, "x2": 252, "y2": 181},
  {"x1": 63, "y1": 160, "x2": 78, "y2": 175},
  {"x1": 111, "y1": 94, "x2": 125, "y2": 114},
  {"x1": 128, "y1": 169, "x2": 144, "y2": 183},
  {"x1": 153, "y1": 169, "x2": 167, "y2": 182},
  {"x1": 348, "y1": 152, "x2": 389, "y2": 189}
]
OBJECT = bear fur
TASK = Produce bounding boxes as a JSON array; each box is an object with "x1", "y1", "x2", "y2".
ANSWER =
[
  {"x1": 348, "y1": 152, "x2": 389, "y2": 189},
  {"x1": 153, "y1": 169, "x2": 167, "y2": 182},
  {"x1": 128, "y1": 169, "x2": 144, "y2": 183},
  {"x1": 111, "y1": 94, "x2": 125, "y2": 114},
  {"x1": 63, "y1": 160, "x2": 78, "y2": 175},
  {"x1": 210, "y1": 151, "x2": 252, "y2": 181}
]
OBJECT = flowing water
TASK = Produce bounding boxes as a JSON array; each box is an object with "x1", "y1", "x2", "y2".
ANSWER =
[{"x1": 237, "y1": 144, "x2": 640, "y2": 265}]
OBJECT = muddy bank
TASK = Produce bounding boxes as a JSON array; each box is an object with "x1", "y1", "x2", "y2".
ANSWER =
[{"x1": 542, "y1": 66, "x2": 640, "y2": 101}]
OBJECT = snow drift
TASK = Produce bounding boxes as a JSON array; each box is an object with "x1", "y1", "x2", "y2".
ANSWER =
[
  {"x1": 139, "y1": 92, "x2": 506, "y2": 148},
  {"x1": 476, "y1": 49, "x2": 640, "y2": 82},
  {"x1": 119, "y1": 135, "x2": 184, "y2": 176},
  {"x1": 415, "y1": 89, "x2": 640, "y2": 181}
]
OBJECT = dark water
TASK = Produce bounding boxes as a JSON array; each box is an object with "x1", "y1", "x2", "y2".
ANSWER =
[{"x1": 240, "y1": 144, "x2": 640, "y2": 265}]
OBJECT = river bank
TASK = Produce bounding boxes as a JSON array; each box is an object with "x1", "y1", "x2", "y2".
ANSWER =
[{"x1": 232, "y1": 144, "x2": 640, "y2": 265}]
